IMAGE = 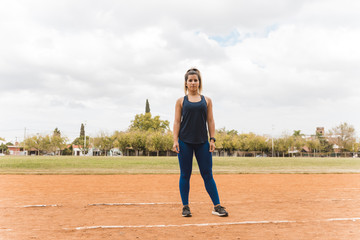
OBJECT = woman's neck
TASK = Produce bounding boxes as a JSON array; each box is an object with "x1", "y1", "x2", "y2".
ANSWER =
[{"x1": 187, "y1": 91, "x2": 199, "y2": 96}]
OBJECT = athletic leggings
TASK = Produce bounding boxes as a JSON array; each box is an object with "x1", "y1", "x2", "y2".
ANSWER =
[{"x1": 177, "y1": 139, "x2": 220, "y2": 206}]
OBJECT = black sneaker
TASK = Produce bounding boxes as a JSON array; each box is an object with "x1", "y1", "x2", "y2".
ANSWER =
[
  {"x1": 182, "y1": 205, "x2": 192, "y2": 217},
  {"x1": 212, "y1": 205, "x2": 228, "y2": 217}
]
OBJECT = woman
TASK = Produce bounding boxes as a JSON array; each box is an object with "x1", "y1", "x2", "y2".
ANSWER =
[{"x1": 172, "y1": 68, "x2": 228, "y2": 217}]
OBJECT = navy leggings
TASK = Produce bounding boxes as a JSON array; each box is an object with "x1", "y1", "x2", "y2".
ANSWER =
[{"x1": 177, "y1": 139, "x2": 220, "y2": 206}]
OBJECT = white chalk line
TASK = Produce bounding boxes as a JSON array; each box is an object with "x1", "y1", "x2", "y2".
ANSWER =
[
  {"x1": 22, "y1": 204, "x2": 60, "y2": 208},
  {"x1": 17, "y1": 198, "x2": 358, "y2": 208},
  {"x1": 66, "y1": 217, "x2": 360, "y2": 231},
  {"x1": 328, "y1": 198, "x2": 356, "y2": 201},
  {"x1": 88, "y1": 202, "x2": 185, "y2": 206},
  {"x1": 87, "y1": 198, "x2": 358, "y2": 207}
]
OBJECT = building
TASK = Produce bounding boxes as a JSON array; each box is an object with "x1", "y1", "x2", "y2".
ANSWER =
[
  {"x1": 72, "y1": 145, "x2": 84, "y2": 156},
  {"x1": 7, "y1": 142, "x2": 26, "y2": 156},
  {"x1": 71, "y1": 145, "x2": 102, "y2": 156},
  {"x1": 316, "y1": 127, "x2": 325, "y2": 135}
]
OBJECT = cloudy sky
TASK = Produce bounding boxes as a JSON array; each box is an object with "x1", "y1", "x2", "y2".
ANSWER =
[{"x1": 1, "y1": 0, "x2": 360, "y2": 143}]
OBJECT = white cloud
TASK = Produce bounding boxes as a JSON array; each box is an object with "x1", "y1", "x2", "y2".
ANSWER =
[{"x1": 1, "y1": 0, "x2": 360, "y2": 142}]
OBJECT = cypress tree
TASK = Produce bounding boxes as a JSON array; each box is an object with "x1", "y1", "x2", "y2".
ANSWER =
[
  {"x1": 145, "y1": 99, "x2": 150, "y2": 113},
  {"x1": 80, "y1": 123, "x2": 85, "y2": 138},
  {"x1": 53, "y1": 127, "x2": 61, "y2": 137}
]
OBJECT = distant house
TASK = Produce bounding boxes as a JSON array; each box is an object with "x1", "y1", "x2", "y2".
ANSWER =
[
  {"x1": 109, "y1": 148, "x2": 122, "y2": 156},
  {"x1": 333, "y1": 144, "x2": 340, "y2": 153},
  {"x1": 302, "y1": 146, "x2": 311, "y2": 153},
  {"x1": 88, "y1": 146, "x2": 101, "y2": 156},
  {"x1": 7, "y1": 142, "x2": 26, "y2": 156},
  {"x1": 72, "y1": 145, "x2": 84, "y2": 156},
  {"x1": 27, "y1": 148, "x2": 39, "y2": 156},
  {"x1": 72, "y1": 145, "x2": 102, "y2": 156}
]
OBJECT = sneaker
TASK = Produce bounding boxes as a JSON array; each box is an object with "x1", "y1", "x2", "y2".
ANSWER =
[
  {"x1": 212, "y1": 205, "x2": 228, "y2": 217},
  {"x1": 182, "y1": 205, "x2": 192, "y2": 217}
]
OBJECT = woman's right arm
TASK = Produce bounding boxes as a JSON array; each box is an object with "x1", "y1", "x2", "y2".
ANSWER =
[{"x1": 172, "y1": 98, "x2": 182, "y2": 153}]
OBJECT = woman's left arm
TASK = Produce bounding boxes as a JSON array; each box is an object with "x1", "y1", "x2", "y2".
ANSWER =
[{"x1": 206, "y1": 97, "x2": 216, "y2": 152}]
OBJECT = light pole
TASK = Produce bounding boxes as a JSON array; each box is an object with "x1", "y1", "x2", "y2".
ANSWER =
[
  {"x1": 84, "y1": 122, "x2": 87, "y2": 156},
  {"x1": 24, "y1": 127, "x2": 27, "y2": 156},
  {"x1": 272, "y1": 125, "x2": 274, "y2": 157}
]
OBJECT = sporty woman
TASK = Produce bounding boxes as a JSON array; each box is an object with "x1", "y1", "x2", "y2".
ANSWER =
[{"x1": 172, "y1": 68, "x2": 228, "y2": 217}]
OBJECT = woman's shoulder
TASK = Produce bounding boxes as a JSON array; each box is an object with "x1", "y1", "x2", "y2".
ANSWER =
[
  {"x1": 203, "y1": 95, "x2": 212, "y2": 105},
  {"x1": 176, "y1": 96, "x2": 185, "y2": 103},
  {"x1": 203, "y1": 95, "x2": 211, "y2": 101},
  {"x1": 176, "y1": 96, "x2": 185, "y2": 107}
]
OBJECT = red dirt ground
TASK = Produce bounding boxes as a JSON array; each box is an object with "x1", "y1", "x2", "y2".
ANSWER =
[{"x1": 1, "y1": 174, "x2": 360, "y2": 240}]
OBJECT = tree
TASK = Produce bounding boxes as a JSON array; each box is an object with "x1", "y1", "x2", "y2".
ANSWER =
[
  {"x1": 145, "y1": 99, "x2": 150, "y2": 113},
  {"x1": 24, "y1": 133, "x2": 66, "y2": 155},
  {"x1": 72, "y1": 136, "x2": 90, "y2": 153},
  {"x1": 130, "y1": 131, "x2": 148, "y2": 156},
  {"x1": 50, "y1": 129, "x2": 68, "y2": 155},
  {"x1": 93, "y1": 132, "x2": 114, "y2": 156},
  {"x1": 240, "y1": 133, "x2": 269, "y2": 155},
  {"x1": 146, "y1": 132, "x2": 163, "y2": 156},
  {"x1": 40, "y1": 135, "x2": 52, "y2": 153},
  {"x1": 73, "y1": 125, "x2": 89, "y2": 152},
  {"x1": 163, "y1": 131, "x2": 173, "y2": 156},
  {"x1": 62, "y1": 145, "x2": 73, "y2": 155},
  {"x1": 328, "y1": 122, "x2": 356, "y2": 152},
  {"x1": 80, "y1": 123, "x2": 85, "y2": 138},
  {"x1": 0, "y1": 143, "x2": 8, "y2": 154},
  {"x1": 146, "y1": 131, "x2": 172, "y2": 156},
  {"x1": 129, "y1": 113, "x2": 169, "y2": 132},
  {"x1": 215, "y1": 128, "x2": 238, "y2": 155},
  {"x1": 236, "y1": 134, "x2": 248, "y2": 152},
  {"x1": 53, "y1": 128, "x2": 61, "y2": 137},
  {"x1": 315, "y1": 132, "x2": 333, "y2": 153},
  {"x1": 292, "y1": 130, "x2": 303, "y2": 137},
  {"x1": 306, "y1": 138, "x2": 321, "y2": 154},
  {"x1": 25, "y1": 135, "x2": 42, "y2": 155},
  {"x1": 250, "y1": 134, "x2": 269, "y2": 153},
  {"x1": 215, "y1": 129, "x2": 270, "y2": 156},
  {"x1": 274, "y1": 135, "x2": 293, "y2": 157},
  {"x1": 114, "y1": 131, "x2": 131, "y2": 156},
  {"x1": 291, "y1": 130, "x2": 305, "y2": 155},
  {"x1": 354, "y1": 142, "x2": 360, "y2": 153},
  {"x1": 0, "y1": 137, "x2": 5, "y2": 141}
]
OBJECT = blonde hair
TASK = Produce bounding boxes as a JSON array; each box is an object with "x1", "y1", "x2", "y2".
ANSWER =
[{"x1": 184, "y1": 68, "x2": 202, "y2": 95}]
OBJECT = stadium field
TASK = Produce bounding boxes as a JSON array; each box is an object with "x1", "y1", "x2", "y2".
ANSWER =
[
  {"x1": 1, "y1": 156, "x2": 359, "y2": 239},
  {"x1": 0, "y1": 156, "x2": 359, "y2": 174}
]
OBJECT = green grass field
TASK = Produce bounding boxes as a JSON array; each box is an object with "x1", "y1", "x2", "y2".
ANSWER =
[{"x1": 0, "y1": 156, "x2": 359, "y2": 174}]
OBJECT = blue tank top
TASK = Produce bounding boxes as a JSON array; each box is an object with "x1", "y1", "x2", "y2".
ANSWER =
[{"x1": 179, "y1": 95, "x2": 208, "y2": 144}]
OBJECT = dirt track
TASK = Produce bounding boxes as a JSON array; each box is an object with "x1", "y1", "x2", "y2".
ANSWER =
[{"x1": 1, "y1": 174, "x2": 360, "y2": 239}]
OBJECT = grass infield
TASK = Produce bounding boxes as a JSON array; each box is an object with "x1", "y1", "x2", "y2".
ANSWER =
[{"x1": 0, "y1": 156, "x2": 359, "y2": 174}]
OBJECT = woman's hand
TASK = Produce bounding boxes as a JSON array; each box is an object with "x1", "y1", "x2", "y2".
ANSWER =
[
  {"x1": 172, "y1": 141, "x2": 180, "y2": 153},
  {"x1": 209, "y1": 141, "x2": 215, "y2": 152}
]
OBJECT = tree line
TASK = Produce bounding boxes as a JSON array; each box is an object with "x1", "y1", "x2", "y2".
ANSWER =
[
  {"x1": 216, "y1": 123, "x2": 358, "y2": 157},
  {"x1": 1, "y1": 99, "x2": 358, "y2": 156},
  {"x1": 4, "y1": 117, "x2": 357, "y2": 157},
  {"x1": 10, "y1": 113, "x2": 171, "y2": 156}
]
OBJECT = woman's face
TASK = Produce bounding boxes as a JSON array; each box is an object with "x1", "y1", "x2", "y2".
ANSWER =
[{"x1": 186, "y1": 74, "x2": 200, "y2": 92}]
